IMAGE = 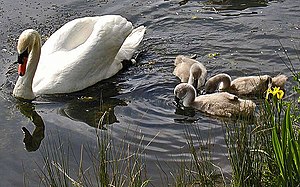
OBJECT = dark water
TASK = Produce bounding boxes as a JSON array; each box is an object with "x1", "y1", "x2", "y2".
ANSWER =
[{"x1": 0, "y1": 0, "x2": 299, "y2": 186}]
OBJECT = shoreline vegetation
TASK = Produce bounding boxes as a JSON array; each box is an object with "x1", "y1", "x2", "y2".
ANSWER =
[{"x1": 24, "y1": 46, "x2": 299, "y2": 186}]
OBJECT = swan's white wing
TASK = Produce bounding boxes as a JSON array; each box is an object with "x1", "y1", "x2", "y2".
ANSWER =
[
  {"x1": 41, "y1": 17, "x2": 98, "y2": 56},
  {"x1": 115, "y1": 26, "x2": 146, "y2": 61},
  {"x1": 33, "y1": 15, "x2": 134, "y2": 94},
  {"x1": 106, "y1": 26, "x2": 146, "y2": 79}
]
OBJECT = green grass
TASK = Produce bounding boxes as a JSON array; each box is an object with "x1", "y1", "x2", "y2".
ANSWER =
[
  {"x1": 171, "y1": 125, "x2": 226, "y2": 187},
  {"x1": 34, "y1": 119, "x2": 227, "y2": 187},
  {"x1": 26, "y1": 42, "x2": 300, "y2": 187},
  {"x1": 224, "y1": 42, "x2": 300, "y2": 186},
  {"x1": 224, "y1": 95, "x2": 300, "y2": 186},
  {"x1": 31, "y1": 78, "x2": 299, "y2": 186},
  {"x1": 35, "y1": 114, "x2": 150, "y2": 187}
]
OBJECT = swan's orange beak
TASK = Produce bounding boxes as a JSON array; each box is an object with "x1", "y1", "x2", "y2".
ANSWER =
[
  {"x1": 17, "y1": 49, "x2": 29, "y2": 76},
  {"x1": 18, "y1": 58, "x2": 28, "y2": 76}
]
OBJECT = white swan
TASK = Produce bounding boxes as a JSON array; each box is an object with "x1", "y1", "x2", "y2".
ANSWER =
[
  {"x1": 205, "y1": 73, "x2": 287, "y2": 96},
  {"x1": 173, "y1": 55, "x2": 207, "y2": 89},
  {"x1": 174, "y1": 83, "x2": 256, "y2": 117},
  {"x1": 13, "y1": 15, "x2": 146, "y2": 100}
]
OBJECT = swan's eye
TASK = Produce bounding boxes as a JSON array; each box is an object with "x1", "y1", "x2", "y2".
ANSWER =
[{"x1": 18, "y1": 48, "x2": 29, "y2": 65}]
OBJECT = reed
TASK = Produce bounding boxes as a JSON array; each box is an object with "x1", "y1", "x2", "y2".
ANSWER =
[
  {"x1": 36, "y1": 113, "x2": 150, "y2": 187},
  {"x1": 30, "y1": 42, "x2": 300, "y2": 186},
  {"x1": 156, "y1": 124, "x2": 226, "y2": 187},
  {"x1": 225, "y1": 42, "x2": 300, "y2": 186}
]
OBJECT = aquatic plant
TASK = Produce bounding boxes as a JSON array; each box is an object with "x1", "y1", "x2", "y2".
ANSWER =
[
  {"x1": 266, "y1": 86, "x2": 300, "y2": 186},
  {"x1": 35, "y1": 113, "x2": 150, "y2": 187},
  {"x1": 156, "y1": 124, "x2": 226, "y2": 187},
  {"x1": 225, "y1": 43, "x2": 300, "y2": 186}
]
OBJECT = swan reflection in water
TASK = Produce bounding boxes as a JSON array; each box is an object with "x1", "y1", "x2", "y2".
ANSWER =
[
  {"x1": 59, "y1": 96, "x2": 127, "y2": 128},
  {"x1": 17, "y1": 101, "x2": 45, "y2": 152},
  {"x1": 51, "y1": 78, "x2": 128, "y2": 128},
  {"x1": 16, "y1": 83, "x2": 126, "y2": 152}
]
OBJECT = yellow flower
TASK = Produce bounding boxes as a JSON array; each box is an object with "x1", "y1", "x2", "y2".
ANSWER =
[
  {"x1": 266, "y1": 87, "x2": 284, "y2": 100},
  {"x1": 266, "y1": 88, "x2": 273, "y2": 100},
  {"x1": 273, "y1": 87, "x2": 284, "y2": 99}
]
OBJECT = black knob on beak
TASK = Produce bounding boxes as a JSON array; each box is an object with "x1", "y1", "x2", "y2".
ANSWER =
[{"x1": 18, "y1": 48, "x2": 29, "y2": 65}]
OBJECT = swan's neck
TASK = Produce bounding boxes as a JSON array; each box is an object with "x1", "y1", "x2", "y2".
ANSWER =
[
  {"x1": 13, "y1": 37, "x2": 41, "y2": 100},
  {"x1": 182, "y1": 87, "x2": 196, "y2": 107}
]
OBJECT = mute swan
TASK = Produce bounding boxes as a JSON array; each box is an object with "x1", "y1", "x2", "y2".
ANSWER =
[
  {"x1": 173, "y1": 55, "x2": 207, "y2": 89},
  {"x1": 205, "y1": 73, "x2": 287, "y2": 96},
  {"x1": 13, "y1": 15, "x2": 146, "y2": 100},
  {"x1": 174, "y1": 83, "x2": 256, "y2": 117}
]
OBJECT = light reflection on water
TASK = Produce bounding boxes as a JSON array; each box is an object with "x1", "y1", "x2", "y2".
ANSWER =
[{"x1": 0, "y1": 0, "x2": 299, "y2": 186}]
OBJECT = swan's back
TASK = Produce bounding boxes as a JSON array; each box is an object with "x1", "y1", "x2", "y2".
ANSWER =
[
  {"x1": 230, "y1": 75, "x2": 271, "y2": 95},
  {"x1": 175, "y1": 83, "x2": 256, "y2": 117},
  {"x1": 173, "y1": 55, "x2": 207, "y2": 85},
  {"x1": 193, "y1": 92, "x2": 256, "y2": 117},
  {"x1": 173, "y1": 55, "x2": 196, "y2": 82},
  {"x1": 272, "y1": 75, "x2": 288, "y2": 89},
  {"x1": 33, "y1": 15, "x2": 141, "y2": 94}
]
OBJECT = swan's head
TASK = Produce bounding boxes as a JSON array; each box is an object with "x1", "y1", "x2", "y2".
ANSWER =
[
  {"x1": 13, "y1": 29, "x2": 41, "y2": 100},
  {"x1": 205, "y1": 73, "x2": 232, "y2": 93},
  {"x1": 174, "y1": 83, "x2": 196, "y2": 107},
  {"x1": 17, "y1": 29, "x2": 40, "y2": 76}
]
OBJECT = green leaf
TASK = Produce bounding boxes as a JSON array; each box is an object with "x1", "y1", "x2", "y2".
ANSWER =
[
  {"x1": 272, "y1": 127, "x2": 285, "y2": 179},
  {"x1": 286, "y1": 105, "x2": 300, "y2": 176},
  {"x1": 207, "y1": 52, "x2": 220, "y2": 58}
]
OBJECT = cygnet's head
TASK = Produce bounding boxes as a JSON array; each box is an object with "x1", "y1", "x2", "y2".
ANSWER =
[
  {"x1": 174, "y1": 55, "x2": 184, "y2": 66},
  {"x1": 205, "y1": 73, "x2": 232, "y2": 93},
  {"x1": 174, "y1": 83, "x2": 196, "y2": 107}
]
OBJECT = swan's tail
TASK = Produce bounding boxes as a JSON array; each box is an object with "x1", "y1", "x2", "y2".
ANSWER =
[{"x1": 116, "y1": 26, "x2": 146, "y2": 62}]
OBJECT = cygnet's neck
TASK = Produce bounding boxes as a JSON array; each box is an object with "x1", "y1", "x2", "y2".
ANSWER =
[
  {"x1": 206, "y1": 73, "x2": 231, "y2": 93},
  {"x1": 182, "y1": 86, "x2": 197, "y2": 107},
  {"x1": 188, "y1": 64, "x2": 202, "y2": 88}
]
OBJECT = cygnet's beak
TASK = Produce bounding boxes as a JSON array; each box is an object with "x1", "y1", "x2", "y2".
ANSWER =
[
  {"x1": 174, "y1": 96, "x2": 181, "y2": 107},
  {"x1": 200, "y1": 90, "x2": 207, "y2": 95},
  {"x1": 192, "y1": 80, "x2": 198, "y2": 91}
]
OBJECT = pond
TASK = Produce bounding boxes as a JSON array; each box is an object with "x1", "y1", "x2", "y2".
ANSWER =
[{"x1": 0, "y1": 0, "x2": 299, "y2": 186}]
